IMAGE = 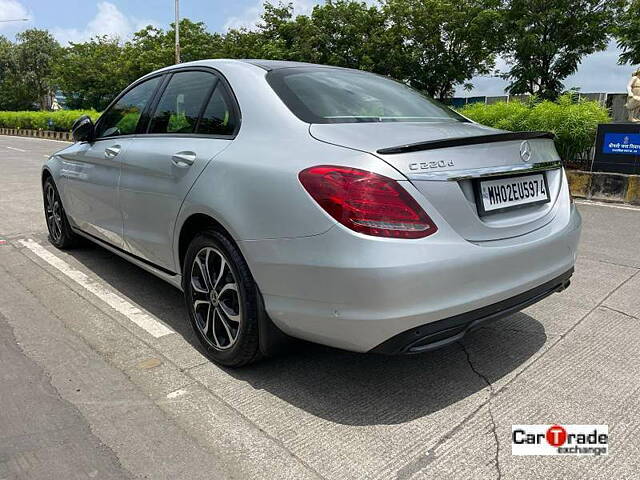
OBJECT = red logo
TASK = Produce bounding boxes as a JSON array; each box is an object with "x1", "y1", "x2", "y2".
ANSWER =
[{"x1": 546, "y1": 425, "x2": 567, "y2": 447}]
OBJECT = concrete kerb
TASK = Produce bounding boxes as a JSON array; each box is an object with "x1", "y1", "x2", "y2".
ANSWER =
[
  {"x1": 0, "y1": 127, "x2": 72, "y2": 142},
  {"x1": 567, "y1": 169, "x2": 640, "y2": 205}
]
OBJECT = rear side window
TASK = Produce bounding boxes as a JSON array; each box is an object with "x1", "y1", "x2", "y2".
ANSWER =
[
  {"x1": 197, "y1": 85, "x2": 238, "y2": 136},
  {"x1": 149, "y1": 71, "x2": 217, "y2": 134},
  {"x1": 95, "y1": 77, "x2": 161, "y2": 138}
]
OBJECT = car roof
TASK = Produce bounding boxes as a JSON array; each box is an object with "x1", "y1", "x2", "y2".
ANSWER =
[
  {"x1": 138, "y1": 58, "x2": 348, "y2": 83},
  {"x1": 240, "y1": 59, "x2": 325, "y2": 71},
  {"x1": 146, "y1": 58, "x2": 353, "y2": 74}
]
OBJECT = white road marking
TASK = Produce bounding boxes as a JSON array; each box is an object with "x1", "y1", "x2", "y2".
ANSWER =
[
  {"x1": 43, "y1": 154, "x2": 50, "y2": 158},
  {"x1": 6, "y1": 146, "x2": 27, "y2": 152},
  {"x1": 18, "y1": 238, "x2": 174, "y2": 338},
  {"x1": 576, "y1": 199, "x2": 640, "y2": 212}
]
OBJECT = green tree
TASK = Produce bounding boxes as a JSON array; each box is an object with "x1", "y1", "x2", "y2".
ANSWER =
[
  {"x1": 219, "y1": 1, "x2": 385, "y2": 68},
  {"x1": 123, "y1": 20, "x2": 223, "y2": 81},
  {"x1": 259, "y1": 2, "x2": 313, "y2": 60},
  {"x1": 0, "y1": 36, "x2": 11, "y2": 78},
  {"x1": 219, "y1": 3, "x2": 311, "y2": 60},
  {"x1": 307, "y1": 0, "x2": 386, "y2": 70},
  {"x1": 173, "y1": 19, "x2": 224, "y2": 62},
  {"x1": 502, "y1": 0, "x2": 624, "y2": 100},
  {"x1": 382, "y1": 0, "x2": 504, "y2": 99},
  {"x1": 616, "y1": 0, "x2": 640, "y2": 65},
  {"x1": 0, "y1": 36, "x2": 17, "y2": 110},
  {"x1": 55, "y1": 36, "x2": 128, "y2": 110},
  {"x1": 121, "y1": 26, "x2": 173, "y2": 81},
  {"x1": 12, "y1": 29, "x2": 61, "y2": 109}
]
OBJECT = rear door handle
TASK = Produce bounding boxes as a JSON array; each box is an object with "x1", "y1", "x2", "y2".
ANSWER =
[
  {"x1": 105, "y1": 145, "x2": 121, "y2": 159},
  {"x1": 171, "y1": 151, "x2": 196, "y2": 167}
]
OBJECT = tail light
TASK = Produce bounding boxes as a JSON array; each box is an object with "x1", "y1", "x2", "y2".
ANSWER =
[{"x1": 299, "y1": 165, "x2": 437, "y2": 239}]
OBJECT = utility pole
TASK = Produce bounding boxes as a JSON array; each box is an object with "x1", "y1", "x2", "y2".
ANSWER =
[{"x1": 174, "y1": 0, "x2": 181, "y2": 64}]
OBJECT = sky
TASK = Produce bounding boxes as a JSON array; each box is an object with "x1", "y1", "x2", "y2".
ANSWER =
[{"x1": 0, "y1": 0, "x2": 634, "y2": 96}]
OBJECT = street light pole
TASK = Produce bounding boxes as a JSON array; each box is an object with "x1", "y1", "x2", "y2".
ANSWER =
[
  {"x1": 174, "y1": 0, "x2": 181, "y2": 64},
  {"x1": 0, "y1": 18, "x2": 29, "y2": 23}
]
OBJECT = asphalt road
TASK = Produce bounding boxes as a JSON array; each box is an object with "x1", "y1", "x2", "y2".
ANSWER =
[{"x1": 1, "y1": 135, "x2": 639, "y2": 480}]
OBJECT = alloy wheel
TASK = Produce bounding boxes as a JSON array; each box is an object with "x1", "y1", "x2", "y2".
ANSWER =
[
  {"x1": 45, "y1": 183, "x2": 63, "y2": 243},
  {"x1": 190, "y1": 247, "x2": 242, "y2": 350}
]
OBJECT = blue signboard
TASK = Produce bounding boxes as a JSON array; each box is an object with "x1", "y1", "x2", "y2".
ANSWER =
[{"x1": 603, "y1": 133, "x2": 640, "y2": 155}]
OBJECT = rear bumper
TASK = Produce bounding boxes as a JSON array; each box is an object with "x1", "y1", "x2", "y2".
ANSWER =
[
  {"x1": 241, "y1": 203, "x2": 581, "y2": 353},
  {"x1": 370, "y1": 268, "x2": 572, "y2": 355}
]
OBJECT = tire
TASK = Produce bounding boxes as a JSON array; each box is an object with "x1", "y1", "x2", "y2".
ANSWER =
[
  {"x1": 43, "y1": 177, "x2": 80, "y2": 250},
  {"x1": 183, "y1": 230, "x2": 262, "y2": 367}
]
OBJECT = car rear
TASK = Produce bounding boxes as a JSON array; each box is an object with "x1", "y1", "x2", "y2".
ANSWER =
[{"x1": 248, "y1": 64, "x2": 581, "y2": 353}]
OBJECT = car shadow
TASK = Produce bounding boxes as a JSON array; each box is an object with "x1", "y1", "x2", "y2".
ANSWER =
[{"x1": 65, "y1": 241, "x2": 548, "y2": 426}]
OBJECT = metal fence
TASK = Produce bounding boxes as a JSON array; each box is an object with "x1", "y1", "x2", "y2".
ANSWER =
[{"x1": 564, "y1": 148, "x2": 595, "y2": 172}]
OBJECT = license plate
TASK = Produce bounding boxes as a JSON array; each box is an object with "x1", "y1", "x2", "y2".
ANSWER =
[{"x1": 475, "y1": 173, "x2": 550, "y2": 215}]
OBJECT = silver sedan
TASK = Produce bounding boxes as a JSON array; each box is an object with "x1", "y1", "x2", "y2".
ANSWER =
[{"x1": 43, "y1": 60, "x2": 581, "y2": 366}]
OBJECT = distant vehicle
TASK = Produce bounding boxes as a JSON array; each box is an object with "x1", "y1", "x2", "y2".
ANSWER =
[{"x1": 42, "y1": 60, "x2": 581, "y2": 366}]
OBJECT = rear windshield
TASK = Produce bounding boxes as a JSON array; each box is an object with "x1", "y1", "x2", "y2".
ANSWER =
[{"x1": 266, "y1": 67, "x2": 466, "y2": 124}]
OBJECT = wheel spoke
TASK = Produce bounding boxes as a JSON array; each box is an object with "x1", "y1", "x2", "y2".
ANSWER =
[
  {"x1": 193, "y1": 299, "x2": 210, "y2": 311},
  {"x1": 196, "y1": 256, "x2": 209, "y2": 289},
  {"x1": 203, "y1": 248, "x2": 214, "y2": 290},
  {"x1": 53, "y1": 205, "x2": 62, "y2": 230},
  {"x1": 216, "y1": 306, "x2": 236, "y2": 343},
  {"x1": 218, "y1": 298, "x2": 240, "y2": 323},
  {"x1": 202, "y1": 305, "x2": 211, "y2": 335},
  {"x1": 193, "y1": 299, "x2": 210, "y2": 328},
  {"x1": 204, "y1": 305, "x2": 217, "y2": 344},
  {"x1": 217, "y1": 282, "x2": 237, "y2": 298},
  {"x1": 213, "y1": 256, "x2": 228, "y2": 292},
  {"x1": 210, "y1": 308, "x2": 223, "y2": 348},
  {"x1": 191, "y1": 256, "x2": 210, "y2": 293},
  {"x1": 46, "y1": 186, "x2": 55, "y2": 208}
]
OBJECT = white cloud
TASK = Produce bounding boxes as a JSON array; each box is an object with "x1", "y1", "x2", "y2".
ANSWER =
[
  {"x1": 0, "y1": 0, "x2": 30, "y2": 32},
  {"x1": 456, "y1": 42, "x2": 636, "y2": 97},
  {"x1": 564, "y1": 42, "x2": 633, "y2": 94},
  {"x1": 223, "y1": 0, "x2": 318, "y2": 31},
  {"x1": 222, "y1": 0, "x2": 379, "y2": 31},
  {"x1": 53, "y1": 1, "x2": 157, "y2": 45}
]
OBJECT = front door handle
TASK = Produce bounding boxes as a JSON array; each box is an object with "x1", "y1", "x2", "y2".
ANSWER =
[
  {"x1": 171, "y1": 151, "x2": 196, "y2": 167},
  {"x1": 105, "y1": 145, "x2": 121, "y2": 159}
]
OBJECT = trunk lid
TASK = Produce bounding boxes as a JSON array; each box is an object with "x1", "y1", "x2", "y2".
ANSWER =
[{"x1": 310, "y1": 122, "x2": 563, "y2": 241}]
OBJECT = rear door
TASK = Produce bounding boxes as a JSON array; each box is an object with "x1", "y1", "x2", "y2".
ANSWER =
[
  {"x1": 119, "y1": 69, "x2": 239, "y2": 272},
  {"x1": 60, "y1": 76, "x2": 162, "y2": 247}
]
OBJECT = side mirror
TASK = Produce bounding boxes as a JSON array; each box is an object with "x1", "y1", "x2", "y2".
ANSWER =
[{"x1": 71, "y1": 115, "x2": 95, "y2": 143}]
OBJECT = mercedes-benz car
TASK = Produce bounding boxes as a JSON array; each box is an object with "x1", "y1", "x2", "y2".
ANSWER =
[{"x1": 42, "y1": 59, "x2": 581, "y2": 366}]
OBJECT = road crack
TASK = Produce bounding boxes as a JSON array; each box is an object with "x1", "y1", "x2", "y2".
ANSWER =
[{"x1": 459, "y1": 342, "x2": 502, "y2": 480}]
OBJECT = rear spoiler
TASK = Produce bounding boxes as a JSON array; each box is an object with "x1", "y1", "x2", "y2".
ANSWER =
[{"x1": 376, "y1": 131, "x2": 555, "y2": 155}]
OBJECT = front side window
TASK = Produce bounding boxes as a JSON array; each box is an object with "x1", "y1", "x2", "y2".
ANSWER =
[
  {"x1": 149, "y1": 71, "x2": 217, "y2": 134},
  {"x1": 95, "y1": 77, "x2": 161, "y2": 138},
  {"x1": 267, "y1": 67, "x2": 467, "y2": 124}
]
